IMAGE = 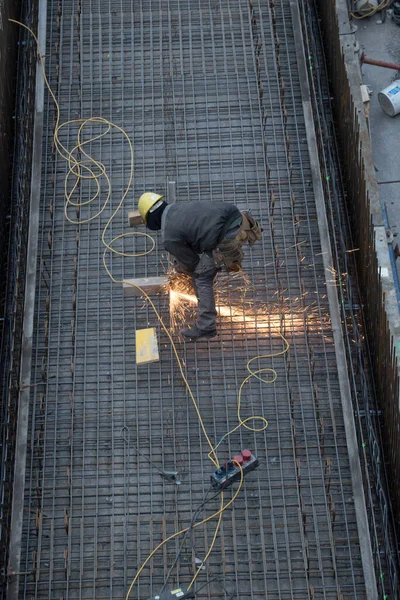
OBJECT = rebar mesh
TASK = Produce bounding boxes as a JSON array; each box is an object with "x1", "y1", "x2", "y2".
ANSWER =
[
  {"x1": 17, "y1": 1, "x2": 373, "y2": 598},
  {"x1": 299, "y1": 0, "x2": 398, "y2": 596},
  {"x1": 0, "y1": 1, "x2": 37, "y2": 595}
]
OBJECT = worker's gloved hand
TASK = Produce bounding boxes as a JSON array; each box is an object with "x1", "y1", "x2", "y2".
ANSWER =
[{"x1": 242, "y1": 212, "x2": 262, "y2": 246}]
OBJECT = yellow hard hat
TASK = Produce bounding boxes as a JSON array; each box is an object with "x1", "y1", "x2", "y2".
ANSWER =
[{"x1": 138, "y1": 192, "x2": 163, "y2": 222}]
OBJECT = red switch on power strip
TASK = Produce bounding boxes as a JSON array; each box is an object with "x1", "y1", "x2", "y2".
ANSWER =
[
  {"x1": 233, "y1": 455, "x2": 244, "y2": 466},
  {"x1": 210, "y1": 450, "x2": 259, "y2": 489},
  {"x1": 242, "y1": 449, "x2": 252, "y2": 462}
]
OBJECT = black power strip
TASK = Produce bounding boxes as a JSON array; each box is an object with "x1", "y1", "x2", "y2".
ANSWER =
[
  {"x1": 147, "y1": 586, "x2": 195, "y2": 600},
  {"x1": 210, "y1": 450, "x2": 259, "y2": 490}
]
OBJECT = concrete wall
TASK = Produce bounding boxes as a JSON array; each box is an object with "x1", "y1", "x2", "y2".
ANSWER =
[
  {"x1": 0, "y1": 1, "x2": 32, "y2": 594},
  {"x1": 316, "y1": 0, "x2": 400, "y2": 530},
  {"x1": 0, "y1": 0, "x2": 22, "y2": 311}
]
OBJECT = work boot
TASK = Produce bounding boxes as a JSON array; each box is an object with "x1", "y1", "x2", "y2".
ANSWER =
[{"x1": 180, "y1": 326, "x2": 217, "y2": 341}]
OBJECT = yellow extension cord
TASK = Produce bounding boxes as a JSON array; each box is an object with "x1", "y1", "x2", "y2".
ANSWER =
[
  {"x1": 11, "y1": 19, "x2": 290, "y2": 597},
  {"x1": 350, "y1": 0, "x2": 391, "y2": 19}
]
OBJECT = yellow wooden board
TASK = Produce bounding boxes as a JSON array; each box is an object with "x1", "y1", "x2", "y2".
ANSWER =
[{"x1": 136, "y1": 327, "x2": 159, "y2": 365}]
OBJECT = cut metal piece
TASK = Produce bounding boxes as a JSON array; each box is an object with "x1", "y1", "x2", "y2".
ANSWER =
[
  {"x1": 123, "y1": 276, "x2": 169, "y2": 297},
  {"x1": 160, "y1": 471, "x2": 181, "y2": 485}
]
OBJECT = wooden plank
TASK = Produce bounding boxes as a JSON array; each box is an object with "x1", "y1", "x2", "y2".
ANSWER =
[
  {"x1": 128, "y1": 210, "x2": 145, "y2": 226},
  {"x1": 136, "y1": 328, "x2": 159, "y2": 364},
  {"x1": 123, "y1": 276, "x2": 169, "y2": 297}
]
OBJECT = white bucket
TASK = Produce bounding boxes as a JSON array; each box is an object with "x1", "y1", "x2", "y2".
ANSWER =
[{"x1": 378, "y1": 80, "x2": 400, "y2": 117}]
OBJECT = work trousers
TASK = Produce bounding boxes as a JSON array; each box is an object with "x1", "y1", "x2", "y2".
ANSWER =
[
  {"x1": 179, "y1": 212, "x2": 262, "y2": 332},
  {"x1": 192, "y1": 252, "x2": 218, "y2": 333}
]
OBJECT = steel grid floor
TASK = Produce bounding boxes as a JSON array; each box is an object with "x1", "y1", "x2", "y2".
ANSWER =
[{"x1": 19, "y1": 1, "x2": 368, "y2": 598}]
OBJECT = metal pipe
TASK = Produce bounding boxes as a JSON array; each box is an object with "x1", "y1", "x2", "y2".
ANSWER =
[{"x1": 360, "y1": 51, "x2": 400, "y2": 71}]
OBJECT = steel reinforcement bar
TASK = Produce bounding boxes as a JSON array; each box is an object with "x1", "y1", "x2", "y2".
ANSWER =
[
  {"x1": 316, "y1": 0, "x2": 400, "y2": 534},
  {"x1": 0, "y1": 1, "x2": 38, "y2": 596},
  {"x1": 299, "y1": 0, "x2": 399, "y2": 595}
]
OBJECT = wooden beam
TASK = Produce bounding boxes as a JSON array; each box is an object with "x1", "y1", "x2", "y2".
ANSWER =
[
  {"x1": 123, "y1": 276, "x2": 169, "y2": 297},
  {"x1": 128, "y1": 209, "x2": 145, "y2": 227},
  {"x1": 136, "y1": 328, "x2": 159, "y2": 364}
]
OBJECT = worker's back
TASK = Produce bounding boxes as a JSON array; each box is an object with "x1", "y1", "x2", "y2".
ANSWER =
[{"x1": 162, "y1": 201, "x2": 240, "y2": 259}]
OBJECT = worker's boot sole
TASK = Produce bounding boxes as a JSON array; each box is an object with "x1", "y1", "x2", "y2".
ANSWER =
[{"x1": 180, "y1": 328, "x2": 217, "y2": 342}]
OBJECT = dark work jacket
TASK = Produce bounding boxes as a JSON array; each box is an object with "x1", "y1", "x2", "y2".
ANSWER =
[{"x1": 162, "y1": 202, "x2": 241, "y2": 272}]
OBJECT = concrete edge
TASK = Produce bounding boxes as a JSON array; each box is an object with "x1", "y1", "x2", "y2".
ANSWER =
[
  {"x1": 7, "y1": 0, "x2": 47, "y2": 597},
  {"x1": 290, "y1": 1, "x2": 379, "y2": 597},
  {"x1": 335, "y1": 0, "x2": 355, "y2": 35}
]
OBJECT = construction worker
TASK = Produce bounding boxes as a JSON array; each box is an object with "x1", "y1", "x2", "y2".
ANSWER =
[{"x1": 138, "y1": 192, "x2": 262, "y2": 341}]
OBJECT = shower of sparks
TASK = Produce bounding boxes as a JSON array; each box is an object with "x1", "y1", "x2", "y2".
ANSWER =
[
  {"x1": 168, "y1": 270, "x2": 254, "y2": 331},
  {"x1": 325, "y1": 265, "x2": 349, "y2": 289},
  {"x1": 168, "y1": 270, "x2": 323, "y2": 335}
]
